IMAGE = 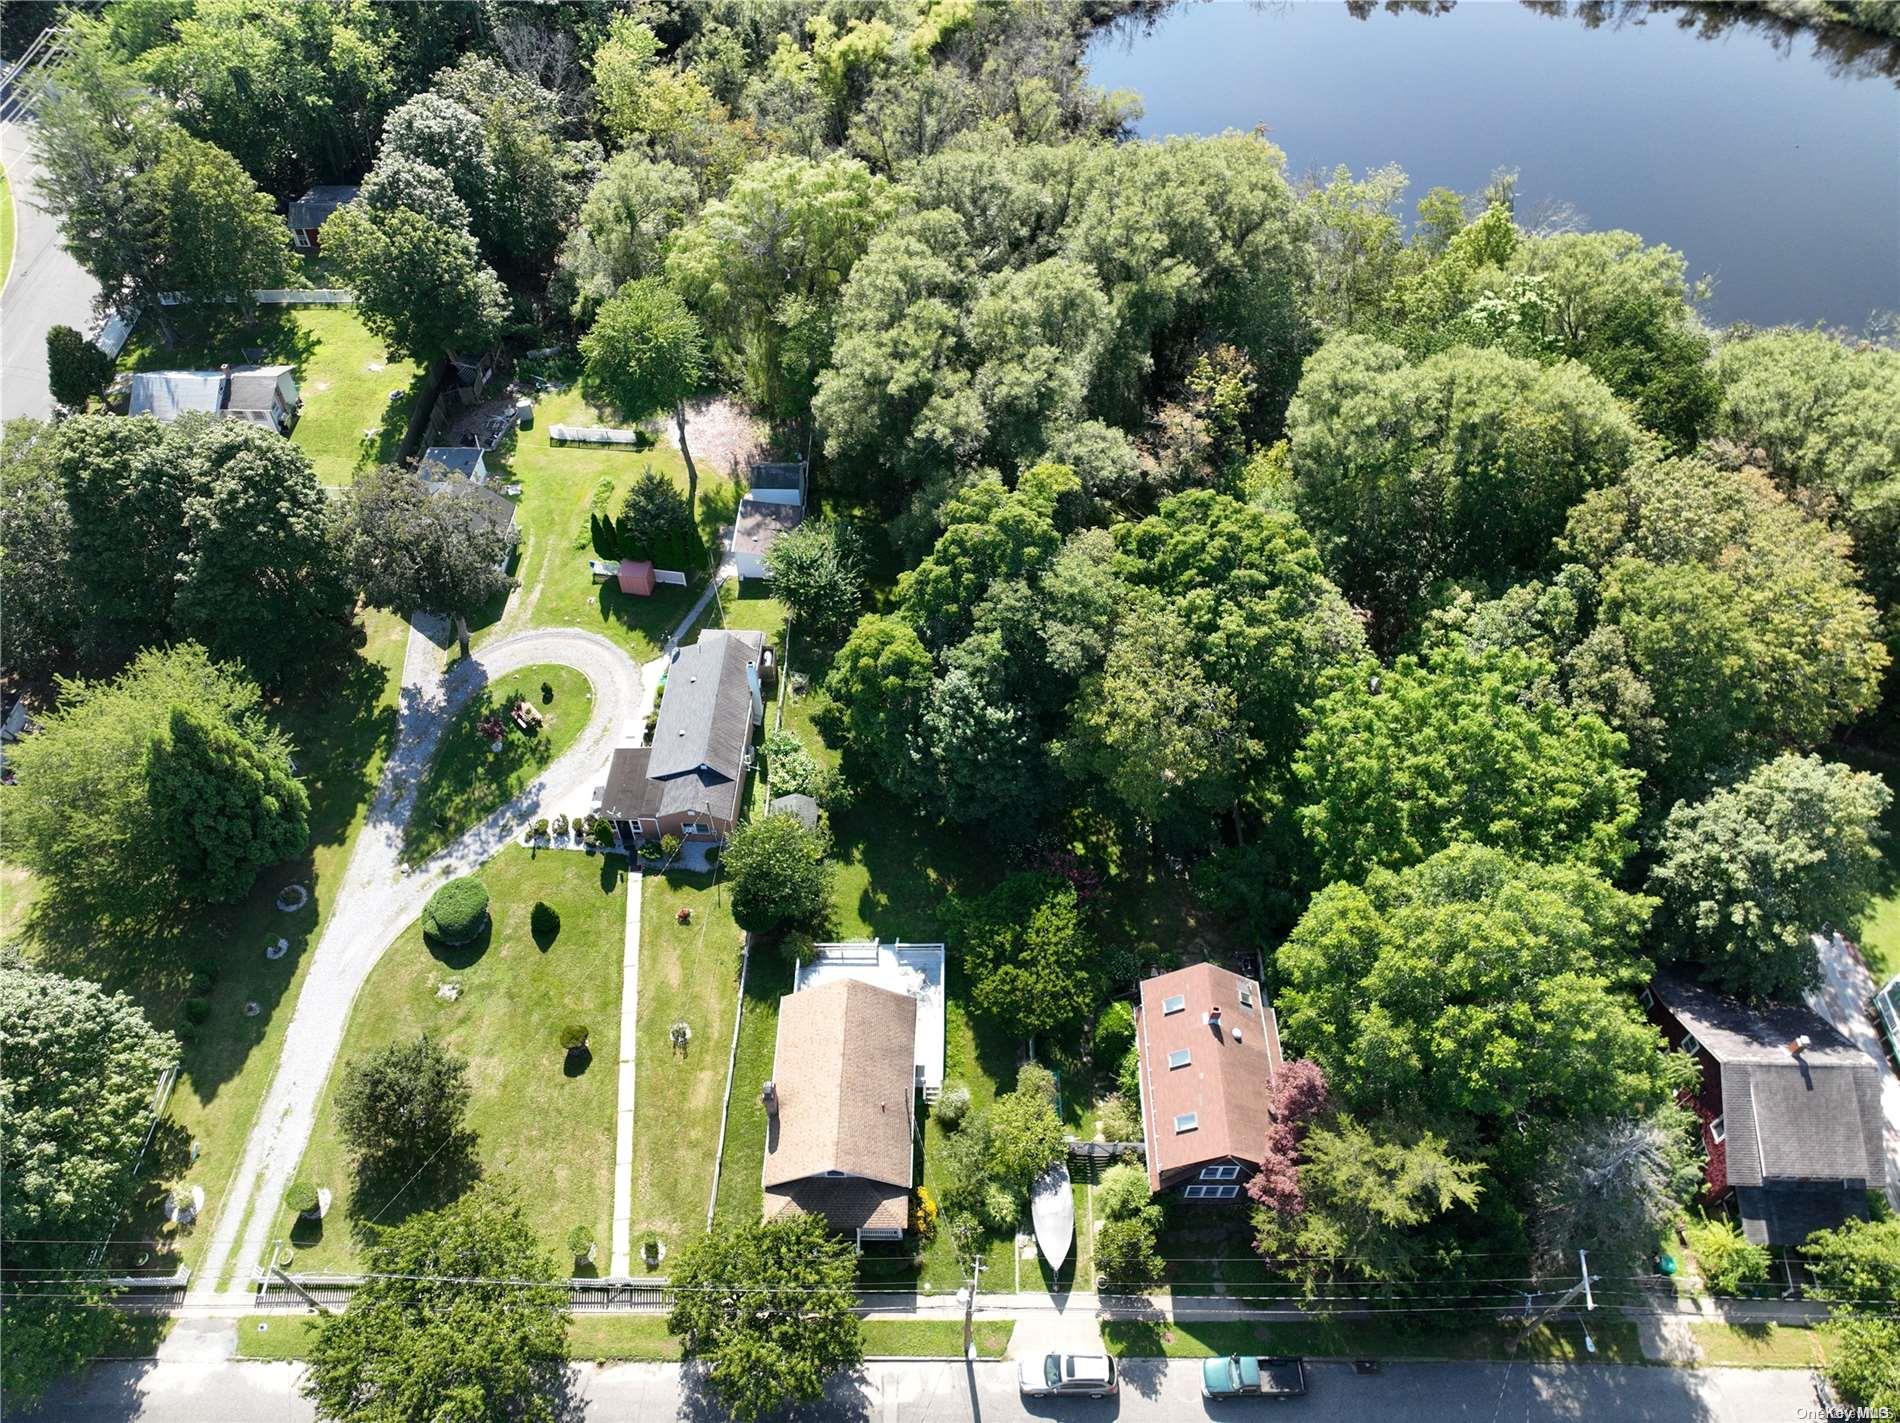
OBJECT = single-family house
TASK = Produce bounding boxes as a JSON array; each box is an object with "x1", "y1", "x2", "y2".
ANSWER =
[
  {"x1": 288, "y1": 185, "x2": 358, "y2": 250},
  {"x1": 127, "y1": 364, "x2": 300, "y2": 434},
  {"x1": 419, "y1": 473, "x2": 517, "y2": 573},
  {"x1": 731, "y1": 460, "x2": 807, "y2": 580},
  {"x1": 597, "y1": 629, "x2": 764, "y2": 844},
  {"x1": 222, "y1": 365, "x2": 300, "y2": 433},
  {"x1": 1135, "y1": 962, "x2": 1282, "y2": 1201},
  {"x1": 794, "y1": 941, "x2": 947, "y2": 1095},
  {"x1": 420, "y1": 446, "x2": 488, "y2": 485},
  {"x1": 1644, "y1": 972, "x2": 1887, "y2": 1247},
  {"x1": 762, "y1": 977, "x2": 917, "y2": 1244}
]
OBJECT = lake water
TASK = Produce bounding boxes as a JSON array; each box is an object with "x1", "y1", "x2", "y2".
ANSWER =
[{"x1": 1089, "y1": 1, "x2": 1900, "y2": 330}]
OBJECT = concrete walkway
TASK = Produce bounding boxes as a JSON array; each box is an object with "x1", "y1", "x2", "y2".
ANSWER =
[
  {"x1": 187, "y1": 620, "x2": 645, "y2": 1307},
  {"x1": 1, "y1": 120, "x2": 103, "y2": 421},
  {"x1": 609, "y1": 869, "x2": 644, "y2": 1277}
]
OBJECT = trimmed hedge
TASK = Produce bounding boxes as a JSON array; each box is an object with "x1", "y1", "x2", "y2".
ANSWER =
[{"x1": 422, "y1": 876, "x2": 490, "y2": 945}]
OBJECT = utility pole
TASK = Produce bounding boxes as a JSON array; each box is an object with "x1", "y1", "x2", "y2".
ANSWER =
[
  {"x1": 959, "y1": 1256, "x2": 985, "y2": 1361},
  {"x1": 1512, "y1": 1249, "x2": 1597, "y2": 1353}
]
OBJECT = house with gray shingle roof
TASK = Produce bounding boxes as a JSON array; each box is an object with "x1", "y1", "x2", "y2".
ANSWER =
[
  {"x1": 1646, "y1": 972, "x2": 1887, "y2": 1246},
  {"x1": 598, "y1": 628, "x2": 764, "y2": 844},
  {"x1": 288, "y1": 185, "x2": 359, "y2": 249},
  {"x1": 127, "y1": 364, "x2": 301, "y2": 433}
]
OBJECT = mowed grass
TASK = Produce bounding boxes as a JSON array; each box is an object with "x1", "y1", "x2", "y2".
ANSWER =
[
  {"x1": 15, "y1": 610, "x2": 409, "y2": 1283},
  {"x1": 1101, "y1": 1317, "x2": 1648, "y2": 1365},
  {"x1": 277, "y1": 847, "x2": 626, "y2": 1273},
  {"x1": 631, "y1": 871, "x2": 745, "y2": 1262},
  {"x1": 1691, "y1": 1322, "x2": 1825, "y2": 1368},
  {"x1": 403, "y1": 663, "x2": 593, "y2": 863},
  {"x1": 475, "y1": 387, "x2": 710, "y2": 659},
  {"x1": 239, "y1": 1313, "x2": 1013, "y2": 1362},
  {"x1": 117, "y1": 306, "x2": 422, "y2": 486}
]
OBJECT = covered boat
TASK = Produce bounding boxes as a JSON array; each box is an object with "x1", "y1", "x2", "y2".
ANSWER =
[{"x1": 1030, "y1": 1162, "x2": 1074, "y2": 1271}]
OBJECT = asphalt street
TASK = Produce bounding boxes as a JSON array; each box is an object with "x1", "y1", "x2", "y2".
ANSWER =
[
  {"x1": 1, "y1": 118, "x2": 102, "y2": 422},
  {"x1": 20, "y1": 1356, "x2": 1823, "y2": 1423}
]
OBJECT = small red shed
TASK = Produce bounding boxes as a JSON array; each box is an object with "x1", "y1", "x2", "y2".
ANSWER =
[{"x1": 618, "y1": 559, "x2": 656, "y2": 597}]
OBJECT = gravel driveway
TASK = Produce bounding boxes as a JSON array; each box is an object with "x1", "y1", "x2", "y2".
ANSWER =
[{"x1": 189, "y1": 621, "x2": 644, "y2": 1303}]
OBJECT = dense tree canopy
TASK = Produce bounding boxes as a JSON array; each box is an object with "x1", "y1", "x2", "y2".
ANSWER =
[
  {"x1": 0, "y1": 421, "x2": 85, "y2": 682},
  {"x1": 1276, "y1": 845, "x2": 1680, "y2": 1188},
  {"x1": 1287, "y1": 336, "x2": 1645, "y2": 642},
  {"x1": 335, "y1": 1034, "x2": 477, "y2": 1199},
  {"x1": 0, "y1": 956, "x2": 177, "y2": 1407},
  {"x1": 722, "y1": 813, "x2": 832, "y2": 934},
  {"x1": 950, "y1": 872, "x2": 1097, "y2": 1041},
  {"x1": 4, "y1": 645, "x2": 303, "y2": 926},
  {"x1": 343, "y1": 465, "x2": 516, "y2": 657},
  {"x1": 304, "y1": 1190, "x2": 568, "y2": 1423},
  {"x1": 581, "y1": 277, "x2": 708, "y2": 506},
  {"x1": 1295, "y1": 644, "x2": 1641, "y2": 882}
]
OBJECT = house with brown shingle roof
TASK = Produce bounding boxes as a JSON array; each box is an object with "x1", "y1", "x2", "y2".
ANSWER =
[
  {"x1": 762, "y1": 978, "x2": 917, "y2": 1244},
  {"x1": 1135, "y1": 962, "x2": 1281, "y2": 1201}
]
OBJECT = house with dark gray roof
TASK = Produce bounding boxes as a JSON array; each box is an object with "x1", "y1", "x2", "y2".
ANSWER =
[
  {"x1": 127, "y1": 364, "x2": 300, "y2": 433},
  {"x1": 288, "y1": 185, "x2": 359, "y2": 249},
  {"x1": 599, "y1": 629, "x2": 764, "y2": 843},
  {"x1": 420, "y1": 446, "x2": 488, "y2": 484},
  {"x1": 1645, "y1": 972, "x2": 1887, "y2": 1246}
]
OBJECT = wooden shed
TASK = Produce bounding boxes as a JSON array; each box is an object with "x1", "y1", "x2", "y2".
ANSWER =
[{"x1": 618, "y1": 559, "x2": 657, "y2": 597}]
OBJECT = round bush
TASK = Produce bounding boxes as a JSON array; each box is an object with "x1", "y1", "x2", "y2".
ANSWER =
[
  {"x1": 980, "y1": 1183, "x2": 1020, "y2": 1232},
  {"x1": 560, "y1": 1023, "x2": 590, "y2": 1051},
  {"x1": 1096, "y1": 1163, "x2": 1153, "y2": 1222},
  {"x1": 934, "y1": 1082, "x2": 972, "y2": 1130},
  {"x1": 286, "y1": 1180, "x2": 319, "y2": 1216},
  {"x1": 567, "y1": 1224, "x2": 594, "y2": 1258},
  {"x1": 422, "y1": 876, "x2": 490, "y2": 945}
]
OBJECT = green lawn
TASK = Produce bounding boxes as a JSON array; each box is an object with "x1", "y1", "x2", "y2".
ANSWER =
[
  {"x1": 240, "y1": 1313, "x2": 1013, "y2": 1362},
  {"x1": 1690, "y1": 1322, "x2": 1824, "y2": 1368},
  {"x1": 1842, "y1": 742, "x2": 1900, "y2": 981},
  {"x1": 1101, "y1": 1316, "x2": 1648, "y2": 1365},
  {"x1": 0, "y1": 160, "x2": 16, "y2": 295},
  {"x1": 630, "y1": 871, "x2": 746, "y2": 1263},
  {"x1": 276, "y1": 847, "x2": 627, "y2": 1273},
  {"x1": 117, "y1": 307, "x2": 422, "y2": 486},
  {"x1": 402, "y1": 664, "x2": 593, "y2": 863},
  {"x1": 711, "y1": 950, "x2": 792, "y2": 1229},
  {"x1": 16, "y1": 611, "x2": 410, "y2": 1283},
  {"x1": 473, "y1": 386, "x2": 715, "y2": 660}
]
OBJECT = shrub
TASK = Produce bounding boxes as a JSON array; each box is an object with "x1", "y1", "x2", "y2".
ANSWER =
[
  {"x1": 910, "y1": 1185, "x2": 939, "y2": 1243},
  {"x1": 1095, "y1": 1000, "x2": 1136, "y2": 1062},
  {"x1": 934, "y1": 1082, "x2": 972, "y2": 1130},
  {"x1": 987, "y1": 1085, "x2": 1067, "y2": 1195},
  {"x1": 660, "y1": 832, "x2": 683, "y2": 861},
  {"x1": 560, "y1": 1024, "x2": 590, "y2": 1052},
  {"x1": 1803, "y1": 1215, "x2": 1900, "y2": 1303},
  {"x1": 183, "y1": 997, "x2": 210, "y2": 1025},
  {"x1": 189, "y1": 967, "x2": 217, "y2": 996},
  {"x1": 552, "y1": 813, "x2": 569, "y2": 837},
  {"x1": 46, "y1": 324, "x2": 114, "y2": 408},
  {"x1": 638, "y1": 840, "x2": 661, "y2": 860},
  {"x1": 541, "y1": 681, "x2": 554, "y2": 704},
  {"x1": 763, "y1": 729, "x2": 822, "y2": 797},
  {"x1": 422, "y1": 876, "x2": 490, "y2": 945},
  {"x1": 1116, "y1": 1044, "x2": 1140, "y2": 1102},
  {"x1": 1096, "y1": 1093, "x2": 1142, "y2": 1145},
  {"x1": 532, "y1": 817, "x2": 550, "y2": 838},
  {"x1": 531, "y1": 902, "x2": 561, "y2": 942},
  {"x1": 568, "y1": 1224, "x2": 595, "y2": 1260},
  {"x1": 285, "y1": 1181, "x2": 320, "y2": 1217},
  {"x1": 1016, "y1": 1062, "x2": 1059, "y2": 1108},
  {"x1": 980, "y1": 1183, "x2": 1019, "y2": 1232},
  {"x1": 588, "y1": 816, "x2": 615, "y2": 848},
  {"x1": 1686, "y1": 1214, "x2": 1771, "y2": 1294},
  {"x1": 1096, "y1": 1205, "x2": 1165, "y2": 1288},
  {"x1": 1096, "y1": 1164, "x2": 1152, "y2": 1222}
]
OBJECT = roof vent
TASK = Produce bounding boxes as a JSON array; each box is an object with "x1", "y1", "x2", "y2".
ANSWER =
[
  {"x1": 1787, "y1": 1034, "x2": 1812, "y2": 1056},
  {"x1": 1207, "y1": 1005, "x2": 1223, "y2": 1027}
]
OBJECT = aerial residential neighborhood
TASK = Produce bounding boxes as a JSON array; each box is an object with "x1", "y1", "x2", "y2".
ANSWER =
[{"x1": 1, "y1": 3, "x2": 1898, "y2": 1422}]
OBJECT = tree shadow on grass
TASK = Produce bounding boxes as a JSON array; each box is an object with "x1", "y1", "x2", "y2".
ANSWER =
[
  {"x1": 345, "y1": 1136, "x2": 483, "y2": 1248},
  {"x1": 425, "y1": 919, "x2": 493, "y2": 972},
  {"x1": 563, "y1": 1045, "x2": 593, "y2": 1078}
]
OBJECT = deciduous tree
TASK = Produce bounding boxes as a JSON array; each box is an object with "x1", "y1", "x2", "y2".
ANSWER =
[
  {"x1": 823, "y1": 614, "x2": 933, "y2": 798},
  {"x1": 303, "y1": 1190, "x2": 568, "y2": 1423},
  {"x1": 764, "y1": 519, "x2": 865, "y2": 641},
  {"x1": 722, "y1": 813, "x2": 832, "y2": 934},
  {"x1": 950, "y1": 872, "x2": 1096, "y2": 1042},
  {"x1": 1649, "y1": 755, "x2": 1892, "y2": 1001},
  {"x1": 0, "y1": 956, "x2": 176, "y2": 1406},
  {"x1": 149, "y1": 706, "x2": 310, "y2": 905},
  {"x1": 559, "y1": 153, "x2": 698, "y2": 320},
  {"x1": 666, "y1": 1215, "x2": 862, "y2": 1423},
  {"x1": 581, "y1": 278, "x2": 708, "y2": 511},
  {"x1": 322, "y1": 203, "x2": 508, "y2": 367},
  {"x1": 342, "y1": 465, "x2": 515, "y2": 657},
  {"x1": 335, "y1": 1034, "x2": 477, "y2": 1201}
]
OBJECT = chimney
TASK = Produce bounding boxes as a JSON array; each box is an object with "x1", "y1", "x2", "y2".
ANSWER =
[
  {"x1": 1787, "y1": 1035, "x2": 1812, "y2": 1057},
  {"x1": 761, "y1": 1080, "x2": 778, "y2": 1115}
]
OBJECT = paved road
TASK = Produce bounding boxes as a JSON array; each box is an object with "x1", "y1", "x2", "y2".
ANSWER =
[
  {"x1": 1, "y1": 119, "x2": 100, "y2": 422},
  {"x1": 21, "y1": 1356, "x2": 1823, "y2": 1423},
  {"x1": 189, "y1": 621, "x2": 646, "y2": 1304},
  {"x1": 1808, "y1": 930, "x2": 1900, "y2": 1212}
]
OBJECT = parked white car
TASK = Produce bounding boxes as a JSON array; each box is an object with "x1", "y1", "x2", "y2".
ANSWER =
[{"x1": 1018, "y1": 1353, "x2": 1118, "y2": 1399}]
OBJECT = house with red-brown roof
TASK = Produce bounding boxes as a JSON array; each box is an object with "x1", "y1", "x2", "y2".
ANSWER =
[{"x1": 1134, "y1": 962, "x2": 1281, "y2": 1202}]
